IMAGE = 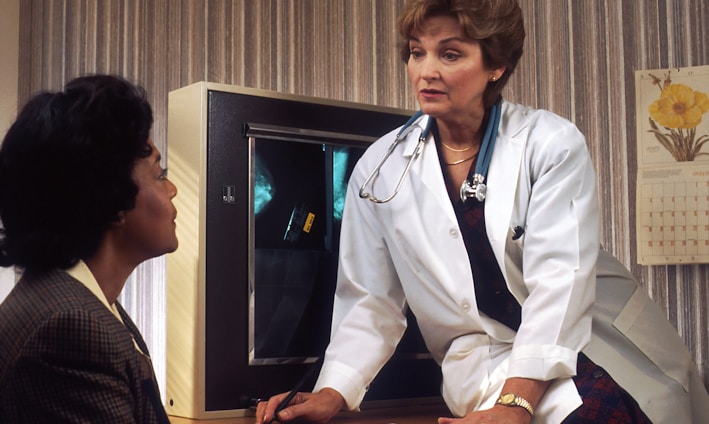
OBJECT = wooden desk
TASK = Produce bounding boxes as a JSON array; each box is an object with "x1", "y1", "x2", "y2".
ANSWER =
[{"x1": 169, "y1": 401, "x2": 451, "y2": 424}]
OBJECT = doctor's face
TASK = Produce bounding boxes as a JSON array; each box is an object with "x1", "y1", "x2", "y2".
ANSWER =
[{"x1": 407, "y1": 15, "x2": 504, "y2": 123}]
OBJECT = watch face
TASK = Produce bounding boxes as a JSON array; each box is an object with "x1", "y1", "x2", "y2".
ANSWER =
[{"x1": 500, "y1": 393, "x2": 515, "y2": 404}]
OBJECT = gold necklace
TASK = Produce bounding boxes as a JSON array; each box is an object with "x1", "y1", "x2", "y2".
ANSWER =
[
  {"x1": 441, "y1": 141, "x2": 473, "y2": 152},
  {"x1": 445, "y1": 153, "x2": 477, "y2": 166}
]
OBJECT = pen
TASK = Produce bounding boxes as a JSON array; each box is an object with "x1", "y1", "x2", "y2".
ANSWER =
[{"x1": 265, "y1": 358, "x2": 322, "y2": 424}]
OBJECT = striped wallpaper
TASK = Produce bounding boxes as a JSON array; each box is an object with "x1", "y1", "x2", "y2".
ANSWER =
[{"x1": 17, "y1": 0, "x2": 709, "y2": 391}]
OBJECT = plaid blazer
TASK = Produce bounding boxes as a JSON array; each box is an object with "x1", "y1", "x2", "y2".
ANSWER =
[{"x1": 0, "y1": 269, "x2": 170, "y2": 423}]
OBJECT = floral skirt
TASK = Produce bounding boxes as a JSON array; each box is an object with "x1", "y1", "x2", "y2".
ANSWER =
[{"x1": 562, "y1": 353, "x2": 652, "y2": 423}]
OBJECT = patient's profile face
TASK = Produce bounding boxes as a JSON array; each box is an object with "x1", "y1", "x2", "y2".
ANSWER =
[{"x1": 120, "y1": 139, "x2": 178, "y2": 262}]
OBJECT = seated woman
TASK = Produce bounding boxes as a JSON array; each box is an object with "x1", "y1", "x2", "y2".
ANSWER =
[{"x1": 0, "y1": 75, "x2": 177, "y2": 423}]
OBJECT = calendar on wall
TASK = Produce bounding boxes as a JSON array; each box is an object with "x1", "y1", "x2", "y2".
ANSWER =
[{"x1": 635, "y1": 65, "x2": 709, "y2": 265}]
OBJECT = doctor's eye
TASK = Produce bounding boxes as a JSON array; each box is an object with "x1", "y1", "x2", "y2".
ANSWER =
[
  {"x1": 442, "y1": 51, "x2": 461, "y2": 61},
  {"x1": 158, "y1": 168, "x2": 168, "y2": 180},
  {"x1": 409, "y1": 49, "x2": 424, "y2": 59}
]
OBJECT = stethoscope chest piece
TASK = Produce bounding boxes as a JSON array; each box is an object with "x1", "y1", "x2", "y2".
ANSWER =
[
  {"x1": 458, "y1": 102, "x2": 501, "y2": 203},
  {"x1": 460, "y1": 174, "x2": 486, "y2": 202}
]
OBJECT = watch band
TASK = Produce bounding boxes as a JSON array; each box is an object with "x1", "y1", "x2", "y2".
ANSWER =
[{"x1": 495, "y1": 392, "x2": 534, "y2": 416}]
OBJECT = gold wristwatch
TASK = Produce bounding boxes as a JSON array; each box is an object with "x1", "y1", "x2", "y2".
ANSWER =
[{"x1": 495, "y1": 392, "x2": 534, "y2": 416}]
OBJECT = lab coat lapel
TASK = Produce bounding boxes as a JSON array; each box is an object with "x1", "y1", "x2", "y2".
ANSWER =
[
  {"x1": 406, "y1": 115, "x2": 459, "y2": 223},
  {"x1": 485, "y1": 106, "x2": 527, "y2": 277}
]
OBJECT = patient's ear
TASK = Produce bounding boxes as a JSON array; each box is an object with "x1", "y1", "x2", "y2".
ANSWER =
[{"x1": 112, "y1": 211, "x2": 127, "y2": 227}]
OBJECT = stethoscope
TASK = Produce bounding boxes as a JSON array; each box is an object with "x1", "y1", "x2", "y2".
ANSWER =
[{"x1": 359, "y1": 102, "x2": 501, "y2": 204}]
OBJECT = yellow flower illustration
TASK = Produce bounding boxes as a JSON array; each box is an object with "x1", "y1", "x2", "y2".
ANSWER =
[
  {"x1": 649, "y1": 84, "x2": 709, "y2": 129},
  {"x1": 647, "y1": 72, "x2": 709, "y2": 162}
]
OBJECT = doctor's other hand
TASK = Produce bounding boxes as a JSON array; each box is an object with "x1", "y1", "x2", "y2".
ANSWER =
[
  {"x1": 255, "y1": 388, "x2": 345, "y2": 424},
  {"x1": 437, "y1": 405, "x2": 532, "y2": 424}
]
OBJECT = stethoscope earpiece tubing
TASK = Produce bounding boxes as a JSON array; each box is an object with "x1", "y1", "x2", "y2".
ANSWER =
[
  {"x1": 358, "y1": 111, "x2": 430, "y2": 203},
  {"x1": 460, "y1": 102, "x2": 501, "y2": 203},
  {"x1": 359, "y1": 103, "x2": 501, "y2": 204}
]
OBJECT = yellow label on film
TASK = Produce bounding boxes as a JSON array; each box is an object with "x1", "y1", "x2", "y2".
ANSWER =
[{"x1": 303, "y1": 212, "x2": 315, "y2": 233}]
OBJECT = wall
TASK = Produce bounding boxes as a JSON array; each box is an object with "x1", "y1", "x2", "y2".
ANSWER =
[
  {"x1": 0, "y1": 0, "x2": 19, "y2": 299},
  {"x1": 11, "y1": 0, "x2": 709, "y2": 392},
  {"x1": 0, "y1": 0, "x2": 19, "y2": 135}
]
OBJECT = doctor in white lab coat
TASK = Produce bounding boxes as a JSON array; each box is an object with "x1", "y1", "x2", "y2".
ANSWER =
[
  {"x1": 312, "y1": 102, "x2": 709, "y2": 423},
  {"x1": 256, "y1": 0, "x2": 709, "y2": 422}
]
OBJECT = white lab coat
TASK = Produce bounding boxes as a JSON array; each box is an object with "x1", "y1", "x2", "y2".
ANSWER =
[{"x1": 313, "y1": 101, "x2": 709, "y2": 422}]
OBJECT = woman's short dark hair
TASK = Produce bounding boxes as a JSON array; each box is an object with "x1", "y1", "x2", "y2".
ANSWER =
[
  {"x1": 0, "y1": 75, "x2": 153, "y2": 271},
  {"x1": 397, "y1": 0, "x2": 525, "y2": 108}
]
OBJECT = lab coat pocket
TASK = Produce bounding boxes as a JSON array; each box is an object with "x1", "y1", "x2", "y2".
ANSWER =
[
  {"x1": 440, "y1": 335, "x2": 495, "y2": 416},
  {"x1": 505, "y1": 226, "x2": 525, "y2": 268},
  {"x1": 510, "y1": 225, "x2": 525, "y2": 242},
  {"x1": 612, "y1": 287, "x2": 691, "y2": 391}
]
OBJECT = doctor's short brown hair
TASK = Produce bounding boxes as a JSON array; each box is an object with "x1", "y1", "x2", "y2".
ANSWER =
[{"x1": 397, "y1": 0, "x2": 525, "y2": 108}]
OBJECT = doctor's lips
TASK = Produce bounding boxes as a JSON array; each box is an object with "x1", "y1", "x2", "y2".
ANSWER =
[{"x1": 420, "y1": 88, "x2": 445, "y2": 96}]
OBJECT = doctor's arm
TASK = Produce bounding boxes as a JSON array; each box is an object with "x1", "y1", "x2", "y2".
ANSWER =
[
  {"x1": 257, "y1": 161, "x2": 408, "y2": 423},
  {"x1": 509, "y1": 122, "x2": 600, "y2": 378},
  {"x1": 311, "y1": 167, "x2": 410, "y2": 407}
]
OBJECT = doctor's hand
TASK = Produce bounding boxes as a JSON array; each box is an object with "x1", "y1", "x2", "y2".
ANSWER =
[
  {"x1": 255, "y1": 388, "x2": 345, "y2": 424},
  {"x1": 438, "y1": 405, "x2": 532, "y2": 424}
]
